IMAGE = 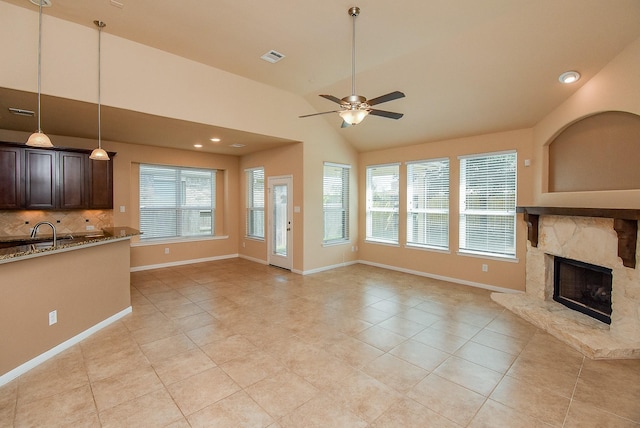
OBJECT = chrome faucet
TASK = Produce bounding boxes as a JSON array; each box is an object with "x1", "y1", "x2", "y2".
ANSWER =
[{"x1": 31, "y1": 221, "x2": 57, "y2": 246}]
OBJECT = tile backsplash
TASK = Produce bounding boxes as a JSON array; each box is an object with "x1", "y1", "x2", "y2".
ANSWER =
[{"x1": 0, "y1": 210, "x2": 113, "y2": 237}]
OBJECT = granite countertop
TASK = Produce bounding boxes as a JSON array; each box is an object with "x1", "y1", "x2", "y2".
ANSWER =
[{"x1": 0, "y1": 227, "x2": 141, "y2": 262}]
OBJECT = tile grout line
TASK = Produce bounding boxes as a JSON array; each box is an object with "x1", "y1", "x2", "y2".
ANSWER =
[{"x1": 561, "y1": 354, "x2": 585, "y2": 428}]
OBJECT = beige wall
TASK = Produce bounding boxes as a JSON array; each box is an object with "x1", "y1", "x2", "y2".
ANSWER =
[
  {"x1": 238, "y1": 144, "x2": 304, "y2": 271},
  {"x1": 358, "y1": 129, "x2": 534, "y2": 291},
  {"x1": 533, "y1": 35, "x2": 640, "y2": 208},
  {"x1": 0, "y1": 239, "x2": 131, "y2": 376}
]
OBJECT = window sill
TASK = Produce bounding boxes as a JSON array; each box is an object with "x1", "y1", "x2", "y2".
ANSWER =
[
  {"x1": 322, "y1": 240, "x2": 350, "y2": 248},
  {"x1": 132, "y1": 235, "x2": 229, "y2": 247},
  {"x1": 244, "y1": 236, "x2": 265, "y2": 242},
  {"x1": 364, "y1": 239, "x2": 400, "y2": 247},
  {"x1": 405, "y1": 244, "x2": 451, "y2": 255},
  {"x1": 457, "y1": 250, "x2": 519, "y2": 263}
]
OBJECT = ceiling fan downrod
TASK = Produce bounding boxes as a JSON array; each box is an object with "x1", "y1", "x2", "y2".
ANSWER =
[{"x1": 348, "y1": 6, "x2": 360, "y2": 99}]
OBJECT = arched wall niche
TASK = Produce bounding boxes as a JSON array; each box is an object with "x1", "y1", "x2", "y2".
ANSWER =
[{"x1": 547, "y1": 111, "x2": 640, "y2": 192}]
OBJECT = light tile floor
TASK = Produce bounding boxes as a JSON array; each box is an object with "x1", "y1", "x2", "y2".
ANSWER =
[{"x1": 2, "y1": 259, "x2": 639, "y2": 427}]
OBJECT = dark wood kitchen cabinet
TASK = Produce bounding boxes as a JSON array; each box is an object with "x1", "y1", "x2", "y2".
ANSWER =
[
  {"x1": 58, "y1": 151, "x2": 87, "y2": 209},
  {"x1": 24, "y1": 149, "x2": 56, "y2": 209},
  {"x1": 0, "y1": 146, "x2": 23, "y2": 209},
  {"x1": 88, "y1": 157, "x2": 113, "y2": 209},
  {"x1": 0, "y1": 142, "x2": 114, "y2": 210}
]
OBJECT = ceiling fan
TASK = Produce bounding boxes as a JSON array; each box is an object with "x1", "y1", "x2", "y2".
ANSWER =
[{"x1": 299, "y1": 6, "x2": 405, "y2": 128}]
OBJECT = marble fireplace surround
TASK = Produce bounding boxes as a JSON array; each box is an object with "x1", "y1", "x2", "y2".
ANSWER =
[{"x1": 492, "y1": 207, "x2": 640, "y2": 359}]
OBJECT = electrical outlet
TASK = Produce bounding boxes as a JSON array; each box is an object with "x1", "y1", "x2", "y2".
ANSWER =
[
  {"x1": 119, "y1": 205, "x2": 126, "y2": 213},
  {"x1": 164, "y1": 248, "x2": 170, "y2": 255},
  {"x1": 482, "y1": 264, "x2": 488, "y2": 272},
  {"x1": 49, "y1": 310, "x2": 57, "y2": 325},
  {"x1": 86, "y1": 225, "x2": 95, "y2": 231}
]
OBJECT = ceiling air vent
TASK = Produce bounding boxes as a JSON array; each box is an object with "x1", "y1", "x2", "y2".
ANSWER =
[
  {"x1": 8, "y1": 107, "x2": 35, "y2": 117},
  {"x1": 260, "y1": 50, "x2": 285, "y2": 64}
]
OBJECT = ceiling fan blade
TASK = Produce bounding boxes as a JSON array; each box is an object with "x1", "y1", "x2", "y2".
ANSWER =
[
  {"x1": 369, "y1": 109, "x2": 404, "y2": 120},
  {"x1": 319, "y1": 94, "x2": 344, "y2": 105},
  {"x1": 299, "y1": 110, "x2": 340, "y2": 118},
  {"x1": 367, "y1": 91, "x2": 405, "y2": 106}
]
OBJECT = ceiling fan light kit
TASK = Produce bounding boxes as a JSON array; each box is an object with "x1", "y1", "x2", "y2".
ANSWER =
[{"x1": 299, "y1": 6, "x2": 404, "y2": 127}]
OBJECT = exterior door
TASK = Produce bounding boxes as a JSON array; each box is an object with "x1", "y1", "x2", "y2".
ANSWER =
[{"x1": 268, "y1": 176, "x2": 293, "y2": 270}]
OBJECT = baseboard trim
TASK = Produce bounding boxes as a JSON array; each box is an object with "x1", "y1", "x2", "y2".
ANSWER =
[
  {"x1": 302, "y1": 260, "x2": 359, "y2": 275},
  {"x1": 357, "y1": 260, "x2": 522, "y2": 294},
  {"x1": 238, "y1": 254, "x2": 268, "y2": 265},
  {"x1": 0, "y1": 306, "x2": 132, "y2": 387},
  {"x1": 130, "y1": 254, "x2": 239, "y2": 272}
]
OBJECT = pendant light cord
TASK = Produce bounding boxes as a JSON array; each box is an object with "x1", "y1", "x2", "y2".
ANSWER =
[
  {"x1": 97, "y1": 23, "x2": 102, "y2": 149},
  {"x1": 37, "y1": 0, "x2": 43, "y2": 133}
]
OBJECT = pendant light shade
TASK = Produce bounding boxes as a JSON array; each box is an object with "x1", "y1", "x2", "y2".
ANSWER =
[
  {"x1": 90, "y1": 20, "x2": 110, "y2": 161},
  {"x1": 27, "y1": 0, "x2": 53, "y2": 148}
]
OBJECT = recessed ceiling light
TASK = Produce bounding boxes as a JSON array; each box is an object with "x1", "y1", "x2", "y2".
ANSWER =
[
  {"x1": 210, "y1": 138, "x2": 221, "y2": 142},
  {"x1": 193, "y1": 144, "x2": 203, "y2": 148},
  {"x1": 559, "y1": 71, "x2": 580, "y2": 84},
  {"x1": 230, "y1": 143, "x2": 246, "y2": 148}
]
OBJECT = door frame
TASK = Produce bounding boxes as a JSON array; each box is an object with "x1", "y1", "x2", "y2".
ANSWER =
[{"x1": 267, "y1": 175, "x2": 293, "y2": 270}]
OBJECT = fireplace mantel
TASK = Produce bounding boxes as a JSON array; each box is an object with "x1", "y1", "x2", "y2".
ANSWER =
[{"x1": 516, "y1": 207, "x2": 639, "y2": 268}]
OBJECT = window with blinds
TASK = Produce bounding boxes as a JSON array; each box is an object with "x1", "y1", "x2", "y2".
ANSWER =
[
  {"x1": 139, "y1": 164, "x2": 215, "y2": 240},
  {"x1": 459, "y1": 151, "x2": 517, "y2": 257},
  {"x1": 323, "y1": 162, "x2": 350, "y2": 243},
  {"x1": 407, "y1": 158, "x2": 449, "y2": 250},
  {"x1": 246, "y1": 167, "x2": 265, "y2": 239},
  {"x1": 366, "y1": 163, "x2": 400, "y2": 244}
]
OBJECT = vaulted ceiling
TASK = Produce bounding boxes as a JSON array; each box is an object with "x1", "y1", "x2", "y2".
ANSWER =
[{"x1": 2, "y1": 0, "x2": 640, "y2": 153}]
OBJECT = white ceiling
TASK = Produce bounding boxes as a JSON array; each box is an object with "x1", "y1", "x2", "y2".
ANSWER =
[{"x1": 2, "y1": 0, "x2": 640, "y2": 153}]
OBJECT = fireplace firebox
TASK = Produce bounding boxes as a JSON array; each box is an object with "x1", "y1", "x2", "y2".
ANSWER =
[{"x1": 553, "y1": 256, "x2": 613, "y2": 324}]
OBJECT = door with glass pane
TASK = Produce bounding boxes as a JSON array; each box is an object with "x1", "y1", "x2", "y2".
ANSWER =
[{"x1": 267, "y1": 176, "x2": 293, "y2": 270}]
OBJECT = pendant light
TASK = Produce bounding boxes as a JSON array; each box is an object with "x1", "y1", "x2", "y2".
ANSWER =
[
  {"x1": 90, "y1": 20, "x2": 110, "y2": 161},
  {"x1": 26, "y1": 0, "x2": 53, "y2": 148}
]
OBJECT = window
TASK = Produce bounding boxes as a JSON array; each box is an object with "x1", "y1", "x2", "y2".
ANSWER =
[
  {"x1": 139, "y1": 164, "x2": 215, "y2": 240},
  {"x1": 407, "y1": 159, "x2": 449, "y2": 250},
  {"x1": 246, "y1": 167, "x2": 265, "y2": 239},
  {"x1": 323, "y1": 162, "x2": 350, "y2": 243},
  {"x1": 459, "y1": 151, "x2": 517, "y2": 258},
  {"x1": 366, "y1": 163, "x2": 400, "y2": 244}
]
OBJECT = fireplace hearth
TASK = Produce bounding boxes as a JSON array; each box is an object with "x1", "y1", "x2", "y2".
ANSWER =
[{"x1": 553, "y1": 256, "x2": 612, "y2": 324}]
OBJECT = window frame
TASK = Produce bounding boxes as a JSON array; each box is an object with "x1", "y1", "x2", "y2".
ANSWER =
[
  {"x1": 245, "y1": 167, "x2": 265, "y2": 240},
  {"x1": 458, "y1": 150, "x2": 517, "y2": 259},
  {"x1": 139, "y1": 163, "x2": 216, "y2": 242},
  {"x1": 365, "y1": 162, "x2": 400, "y2": 245},
  {"x1": 406, "y1": 158, "x2": 450, "y2": 251},
  {"x1": 322, "y1": 162, "x2": 351, "y2": 245}
]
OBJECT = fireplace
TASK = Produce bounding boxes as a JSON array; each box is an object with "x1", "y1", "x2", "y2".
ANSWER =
[
  {"x1": 553, "y1": 256, "x2": 612, "y2": 324},
  {"x1": 490, "y1": 207, "x2": 640, "y2": 359}
]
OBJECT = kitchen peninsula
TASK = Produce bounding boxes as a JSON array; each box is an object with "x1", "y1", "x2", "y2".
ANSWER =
[{"x1": 0, "y1": 227, "x2": 139, "y2": 385}]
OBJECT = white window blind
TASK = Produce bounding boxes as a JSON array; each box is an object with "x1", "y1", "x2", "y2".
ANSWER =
[
  {"x1": 323, "y1": 162, "x2": 350, "y2": 243},
  {"x1": 366, "y1": 163, "x2": 400, "y2": 244},
  {"x1": 139, "y1": 164, "x2": 215, "y2": 240},
  {"x1": 459, "y1": 152, "x2": 517, "y2": 257},
  {"x1": 246, "y1": 167, "x2": 265, "y2": 239},
  {"x1": 407, "y1": 159, "x2": 449, "y2": 249}
]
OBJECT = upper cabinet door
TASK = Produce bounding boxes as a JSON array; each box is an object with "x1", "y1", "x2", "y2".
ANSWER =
[
  {"x1": 58, "y1": 151, "x2": 87, "y2": 209},
  {"x1": 0, "y1": 146, "x2": 23, "y2": 209},
  {"x1": 88, "y1": 157, "x2": 113, "y2": 209},
  {"x1": 24, "y1": 149, "x2": 56, "y2": 209}
]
